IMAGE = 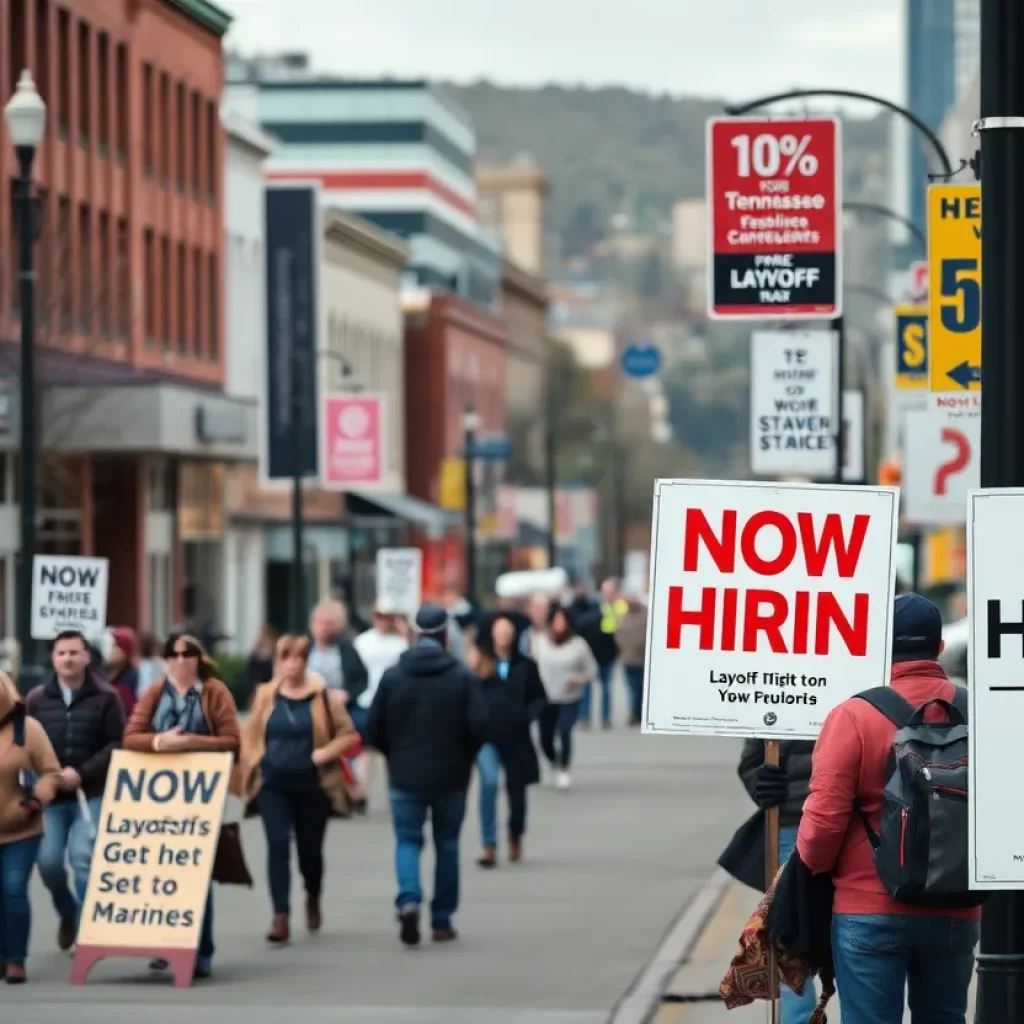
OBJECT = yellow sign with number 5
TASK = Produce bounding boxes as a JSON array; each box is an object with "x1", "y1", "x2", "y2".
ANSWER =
[{"x1": 928, "y1": 183, "x2": 981, "y2": 391}]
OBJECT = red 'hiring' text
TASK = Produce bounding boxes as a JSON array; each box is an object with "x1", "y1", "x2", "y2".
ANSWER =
[{"x1": 666, "y1": 508, "x2": 871, "y2": 656}]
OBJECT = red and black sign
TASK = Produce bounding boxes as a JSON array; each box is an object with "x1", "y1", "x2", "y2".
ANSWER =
[{"x1": 706, "y1": 117, "x2": 842, "y2": 320}]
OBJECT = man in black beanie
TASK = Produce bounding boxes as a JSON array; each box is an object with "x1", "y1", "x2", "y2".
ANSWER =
[{"x1": 365, "y1": 603, "x2": 489, "y2": 947}]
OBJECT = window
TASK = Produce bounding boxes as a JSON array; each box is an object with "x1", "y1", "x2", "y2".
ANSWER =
[
  {"x1": 205, "y1": 100, "x2": 217, "y2": 202},
  {"x1": 117, "y1": 217, "x2": 129, "y2": 339},
  {"x1": 190, "y1": 91, "x2": 201, "y2": 196},
  {"x1": 192, "y1": 247, "x2": 203, "y2": 355},
  {"x1": 58, "y1": 197, "x2": 72, "y2": 331},
  {"x1": 177, "y1": 241, "x2": 186, "y2": 352},
  {"x1": 97, "y1": 211, "x2": 110, "y2": 336},
  {"x1": 141, "y1": 64, "x2": 153, "y2": 175},
  {"x1": 97, "y1": 32, "x2": 109, "y2": 152},
  {"x1": 143, "y1": 227, "x2": 155, "y2": 345},
  {"x1": 115, "y1": 44, "x2": 127, "y2": 161},
  {"x1": 78, "y1": 203, "x2": 91, "y2": 332},
  {"x1": 159, "y1": 73, "x2": 170, "y2": 185},
  {"x1": 9, "y1": 0, "x2": 25, "y2": 99},
  {"x1": 34, "y1": 0, "x2": 49, "y2": 106},
  {"x1": 175, "y1": 82, "x2": 185, "y2": 192},
  {"x1": 57, "y1": 9, "x2": 70, "y2": 137},
  {"x1": 77, "y1": 21, "x2": 90, "y2": 146},
  {"x1": 160, "y1": 235, "x2": 170, "y2": 348},
  {"x1": 207, "y1": 252, "x2": 218, "y2": 361}
]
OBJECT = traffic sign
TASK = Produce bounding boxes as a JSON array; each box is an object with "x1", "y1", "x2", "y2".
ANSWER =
[
  {"x1": 706, "y1": 117, "x2": 842, "y2": 320},
  {"x1": 928, "y1": 184, "x2": 981, "y2": 392},
  {"x1": 894, "y1": 305, "x2": 928, "y2": 391},
  {"x1": 907, "y1": 260, "x2": 928, "y2": 304},
  {"x1": 621, "y1": 343, "x2": 662, "y2": 379}
]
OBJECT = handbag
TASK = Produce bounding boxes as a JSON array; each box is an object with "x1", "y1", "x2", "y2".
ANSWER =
[{"x1": 212, "y1": 822, "x2": 253, "y2": 887}]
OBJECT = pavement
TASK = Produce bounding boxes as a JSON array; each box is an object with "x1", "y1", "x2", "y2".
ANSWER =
[{"x1": 7, "y1": 681, "x2": 753, "y2": 1024}]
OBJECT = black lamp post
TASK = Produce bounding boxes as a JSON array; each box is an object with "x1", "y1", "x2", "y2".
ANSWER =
[
  {"x1": 4, "y1": 70, "x2": 46, "y2": 687},
  {"x1": 462, "y1": 405, "x2": 480, "y2": 604}
]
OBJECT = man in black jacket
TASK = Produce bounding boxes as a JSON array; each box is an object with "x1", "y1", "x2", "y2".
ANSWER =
[
  {"x1": 738, "y1": 738, "x2": 817, "y2": 1024},
  {"x1": 366, "y1": 603, "x2": 489, "y2": 948},
  {"x1": 27, "y1": 629, "x2": 125, "y2": 950}
]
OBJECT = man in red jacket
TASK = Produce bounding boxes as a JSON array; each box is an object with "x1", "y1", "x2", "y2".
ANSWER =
[{"x1": 796, "y1": 593, "x2": 979, "y2": 1024}]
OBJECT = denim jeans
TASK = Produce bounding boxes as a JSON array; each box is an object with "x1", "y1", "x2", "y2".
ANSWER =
[
  {"x1": 197, "y1": 891, "x2": 215, "y2": 964},
  {"x1": 37, "y1": 796, "x2": 102, "y2": 928},
  {"x1": 476, "y1": 743, "x2": 526, "y2": 846},
  {"x1": 778, "y1": 826, "x2": 817, "y2": 1024},
  {"x1": 389, "y1": 787, "x2": 467, "y2": 929},
  {"x1": 832, "y1": 912, "x2": 978, "y2": 1024},
  {"x1": 624, "y1": 665, "x2": 644, "y2": 722},
  {"x1": 579, "y1": 660, "x2": 614, "y2": 725},
  {"x1": 539, "y1": 701, "x2": 581, "y2": 769},
  {"x1": 0, "y1": 834, "x2": 42, "y2": 966},
  {"x1": 258, "y1": 786, "x2": 331, "y2": 914}
]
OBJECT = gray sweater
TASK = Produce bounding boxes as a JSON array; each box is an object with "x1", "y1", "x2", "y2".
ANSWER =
[{"x1": 531, "y1": 633, "x2": 599, "y2": 704}]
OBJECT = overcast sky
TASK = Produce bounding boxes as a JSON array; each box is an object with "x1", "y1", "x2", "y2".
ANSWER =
[{"x1": 223, "y1": 0, "x2": 904, "y2": 105}]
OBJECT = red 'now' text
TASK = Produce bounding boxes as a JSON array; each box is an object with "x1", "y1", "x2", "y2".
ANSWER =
[{"x1": 667, "y1": 508, "x2": 871, "y2": 656}]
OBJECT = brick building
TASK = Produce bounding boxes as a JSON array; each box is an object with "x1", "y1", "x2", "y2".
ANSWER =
[{"x1": 0, "y1": 0, "x2": 255, "y2": 638}]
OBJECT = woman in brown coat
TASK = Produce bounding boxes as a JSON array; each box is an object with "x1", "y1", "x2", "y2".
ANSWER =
[{"x1": 236, "y1": 634, "x2": 360, "y2": 945}]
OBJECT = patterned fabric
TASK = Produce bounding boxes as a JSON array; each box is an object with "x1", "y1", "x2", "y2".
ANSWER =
[
  {"x1": 150, "y1": 682, "x2": 209, "y2": 736},
  {"x1": 719, "y1": 870, "x2": 835, "y2": 1024}
]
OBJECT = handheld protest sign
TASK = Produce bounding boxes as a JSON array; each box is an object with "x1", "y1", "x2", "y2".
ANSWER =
[
  {"x1": 641, "y1": 479, "x2": 899, "y2": 739},
  {"x1": 71, "y1": 750, "x2": 232, "y2": 987},
  {"x1": 764, "y1": 739, "x2": 781, "y2": 1023}
]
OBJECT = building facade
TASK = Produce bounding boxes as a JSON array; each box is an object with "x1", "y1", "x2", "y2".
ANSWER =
[
  {"x1": 0, "y1": 0, "x2": 254, "y2": 639},
  {"x1": 476, "y1": 159, "x2": 549, "y2": 278}
]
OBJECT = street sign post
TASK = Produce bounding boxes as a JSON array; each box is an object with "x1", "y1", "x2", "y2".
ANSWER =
[
  {"x1": 621, "y1": 343, "x2": 662, "y2": 379},
  {"x1": 894, "y1": 305, "x2": 929, "y2": 391},
  {"x1": 928, "y1": 184, "x2": 981, "y2": 392},
  {"x1": 706, "y1": 117, "x2": 843, "y2": 319}
]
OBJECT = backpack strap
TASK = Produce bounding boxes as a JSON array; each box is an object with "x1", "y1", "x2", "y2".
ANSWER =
[
  {"x1": 852, "y1": 687, "x2": 916, "y2": 727},
  {"x1": 950, "y1": 686, "x2": 968, "y2": 722},
  {"x1": 13, "y1": 712, "x2": 24, "y2": 747}
]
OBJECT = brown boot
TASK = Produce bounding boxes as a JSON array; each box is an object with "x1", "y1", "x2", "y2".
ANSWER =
[
  {"x1": 477, "y1": 844, "x2": 497, "y2": 868},
  {"x1": 266, "y1": 913, "x2": 289, "y2": 944},
  {"x1": 306, "y1": 896, "x2": 322, "y2": 933},
  {"x1": 5, "y1": 964, "x2": 25, "y2": 984},
  {"x1": 57, "y1": 917, "x2": 75, "y2": 951},
  {"x1": 508, "y1": 836, "x2": 522, "y2": 863}
]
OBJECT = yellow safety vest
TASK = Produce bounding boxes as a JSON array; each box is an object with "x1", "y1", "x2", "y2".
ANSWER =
[{"x1": 600, "y1": 598, "x2": 628, "y2": 634}]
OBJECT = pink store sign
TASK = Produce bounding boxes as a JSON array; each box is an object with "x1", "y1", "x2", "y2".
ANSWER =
[{"x1": 320, "y1": 392, "x2": 385, "y2": 488}]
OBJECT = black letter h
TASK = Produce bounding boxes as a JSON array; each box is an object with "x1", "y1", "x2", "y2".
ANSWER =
[{"x1": 988, "y1": 599, "x2": 1024, "y2": 657}]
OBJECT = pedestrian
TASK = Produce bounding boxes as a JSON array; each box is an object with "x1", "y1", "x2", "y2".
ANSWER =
[
  {"x1": 797, "y1": 594, "x2": 980, "y2": 1023},
  {"x1": 616, "y1": 593, "x2": 648, "y2": 725},
  {"x1": 236, "y1": 634, "x2": 360, "y2": 945},
  {"x1": 565, "y1": 582, "x2": 604, "y2": 729},
  {"x1": 27, "y1": 629, "x2": 124, "y2": 952},
  {"x1": 243, "y1": 624, "x2": 278, "y2": 699},
  {"x1": 307, "y1": 600, "x2": 369, "y2": 710},
  {"x1": 103, "y1": 626, "x2": 140, "y2": 719},
  {"x1": 0, "y1": 669, "x2": 60, "y2": 984},
  {"x1": 122, "y1": 632, "x2": 241, "y2": 979},
  {"x1": 135, "y1": 633, "x2": 164, "y2": 697},
  {"x1": 534, "y1": 605, "x2": 598, "y2": 790},
  {"x1": 473, "y1": 613, "x2": 547, "y2": 868},
  {"x1": 365, "y1": 603, "x2": 489, "y2": 946}
]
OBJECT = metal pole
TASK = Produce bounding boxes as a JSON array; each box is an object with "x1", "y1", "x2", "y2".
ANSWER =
[
  {"x1": 15, "y1": 147, "x2": 37, "y2": 685},
  {"x1": 833, "y1": 315, "x2": 846, "y2": 484},
  {"x1": 464, "y1": 416, "x2": 477, "y2": 605},
  {"x1": 290, "y1": 353, "x2": 305, "y2": 633},
  {"x1": 545, "y1": 418, "x2": 557, "y2": 568},
  {"x1": 975, "y1": 0, "x2": 1024, "y2": 1018}
]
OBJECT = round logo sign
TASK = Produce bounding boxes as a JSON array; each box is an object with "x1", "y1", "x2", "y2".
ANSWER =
[
  {"x1": 763, "y1": 712, "x2": 778, "y2": 727},
  {"x1": 620, "y1": 343, "x2": 662, "y2": 379},
  {"x1": 336, "y1": 404, "x2": 370, "y2": 439}
]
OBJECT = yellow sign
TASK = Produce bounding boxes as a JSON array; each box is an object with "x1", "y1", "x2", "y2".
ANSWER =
[
  {"x1": 894, "y1": 305, "x2": 928, "y2": 390},
  {"x1": 77, "y1": 751, "x2": 231, "y2": 953},
  {"x1": 439, "y1": 457, "x2": 466, "y2": 511},
  {"x1": 928, "y1": 184, "x2": 981, "y2": 391}
]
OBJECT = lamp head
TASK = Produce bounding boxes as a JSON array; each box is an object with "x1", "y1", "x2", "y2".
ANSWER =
[{"x1": 4, "y1": 70, "x2": 46, "y2": 152}]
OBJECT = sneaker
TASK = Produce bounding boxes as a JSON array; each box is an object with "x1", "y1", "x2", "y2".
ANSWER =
[
  {"x1": 432, "y1": 926, "x2": 458, "y2": 943},
  {"x1": 556, "y1": 770, "x2": 571, "y2": 790},
  {"x1": 149, "y1": 958, "x2": 170, "y2": 971},
  {"x1": 398, "y1": 905, "x2": 421, "y2": 947},
  {"x1": 5, "y1": 964, "x2": 25, "y2": 984}
]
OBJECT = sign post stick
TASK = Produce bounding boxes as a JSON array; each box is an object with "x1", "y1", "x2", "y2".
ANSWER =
[
  {"x1": 832, "y1": 316, "x2": 846, "y2": 484},
  {"x1": 764, "y1": 739, "x2": 781, "y2": 1024}
]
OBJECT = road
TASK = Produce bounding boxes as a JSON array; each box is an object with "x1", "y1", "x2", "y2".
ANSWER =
[{"x1": 9, "y1": 688, "x2": 752, "y2": 1024}]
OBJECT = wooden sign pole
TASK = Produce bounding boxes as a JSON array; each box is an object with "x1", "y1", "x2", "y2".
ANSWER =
[{"x1": 764, "y1": 739, "x2": 781, "y2": 1024}]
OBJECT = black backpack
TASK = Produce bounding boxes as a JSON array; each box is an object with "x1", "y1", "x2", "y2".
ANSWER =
[{"x1": 853, "y1": 686, "x2": 985, "y2": 910}]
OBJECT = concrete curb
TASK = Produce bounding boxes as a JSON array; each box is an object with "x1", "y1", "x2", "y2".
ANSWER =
[{"x1": 606, "y1": 868, "x2": 733, "y2": 1024}]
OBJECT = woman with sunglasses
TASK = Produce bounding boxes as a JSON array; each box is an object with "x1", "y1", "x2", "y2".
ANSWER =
[
  {"x1": 123, "y1": 633, "x2": 241, "y2": 980},
  {"x1": 236, "y1": 634, "x2": 360, "y2": 944}
]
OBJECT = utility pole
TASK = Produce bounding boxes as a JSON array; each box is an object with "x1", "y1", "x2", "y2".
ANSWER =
[
  {"x1": 544, "y1": 418, "x2": 557, "y2": 568},
  {"x1": 290, "y1": 352, "x2": 306, "y2": 633},
  {"x1": 833, "y1": 315, "x2": 846, "y2": 484},
  {"x1": 463, "y1": 406, "x2": 479, "y2": 604},
  {"x1": 974, "y1": 0, "x2": 1024, "y2": 1019}
]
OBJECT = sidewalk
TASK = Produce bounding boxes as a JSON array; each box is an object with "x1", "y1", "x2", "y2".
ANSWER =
[{"x1": 650, "y1": 882, "x2": 979, "y2": 1024}]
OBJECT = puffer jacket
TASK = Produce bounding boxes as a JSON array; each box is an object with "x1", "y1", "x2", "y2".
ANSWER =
[{"x1": 738, "y1": 738, "x2": 814, "y2": 828}]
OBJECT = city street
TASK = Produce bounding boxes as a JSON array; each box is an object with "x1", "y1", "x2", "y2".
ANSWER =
[{"x1": 7, "y1": 695, "x2": 752, "y2": 1024}]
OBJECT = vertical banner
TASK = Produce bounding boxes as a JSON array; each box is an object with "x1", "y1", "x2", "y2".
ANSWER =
[
  {"x1": 320, "y1": 392, "x2": 386, "y2": 489},
  {"x1": 262, "y1": 184, "x2": 321, "y2": 483},
  {"x1": 842, "y1": 389, "x2": 865, "y2": 484},
  {"x1": 749, "y1": 329, "x2": 837, "y2": 478},
  {"x1": 894, "y1": 305, "x2": 929, "y2": 391}
]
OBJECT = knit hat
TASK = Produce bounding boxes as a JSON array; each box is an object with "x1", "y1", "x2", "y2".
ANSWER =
[
  {"x1": 891, "y1": 593, "x2": 943, "y2": 663},
  {"x1": 108, "y1": 626, "x2": 138, "y2": 662},
  {"x1": 415, "y1": 603, "x2": 448, "y2": 636}
]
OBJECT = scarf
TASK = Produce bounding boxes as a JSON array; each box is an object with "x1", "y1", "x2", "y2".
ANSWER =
[{"x1": 150, "y1": 682, "x2": 210, "y2": 736}]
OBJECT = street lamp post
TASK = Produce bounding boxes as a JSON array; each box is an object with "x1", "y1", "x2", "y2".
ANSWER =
[
  {"x1": 463, "y1": 405, "x2": 480, "y2": 604},
  {"x1": 4, "y1": 70, "x2": 46, "y2": 686}
]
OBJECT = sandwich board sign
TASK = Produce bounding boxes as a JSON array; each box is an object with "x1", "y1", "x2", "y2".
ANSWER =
[{"x1": 31, "y1": 555, "x2": 109, "y2": 640}]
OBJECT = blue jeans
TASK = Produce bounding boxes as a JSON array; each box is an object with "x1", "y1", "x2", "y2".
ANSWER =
[
  {"x1": 197, "y1": 891, "x2": 214, "y2": 964},
  {"x1": 539, "y1": 701, "x2": 581, "y2": 769},
  {"x1": 37, "y1": 796, "x2": 102, "y2": 928},
  {"x1": 832, "y1": 913, "x2": 978, "y2": 1024},
  {"x1": 580, "y1": 660, "x2": 614, "y2": 725},
  {"x1": 778, "y1": 826, "x2": 817, "y2": 1024},
  {"x1": 0, "y1": 834, "x2": 42, "y2": 966},
  {"x1": 349, "y1": 704, "x2": 370, "y2": 742},
  {"x1": 389, "y1": 787, "x2": 467, "y2": 929},
  {"x1": 476, "y1": 744, "x2": 526, "y2": 846},
  {"x1": 624, "y1": 665, "x2": 644, "y2": 722}
]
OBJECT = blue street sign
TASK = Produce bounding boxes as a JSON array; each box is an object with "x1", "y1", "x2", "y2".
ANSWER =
[
  {"x1": 468, "y1": 433, "x2": 512, "y2": 460},
  {"x1": 621, "y1": 343, "x2": 662, "y2": 379}
]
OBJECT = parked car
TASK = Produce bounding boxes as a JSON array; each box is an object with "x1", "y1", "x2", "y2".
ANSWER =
[{"x1": 939, "y1": 616, "x2": 969, "y2": 686}]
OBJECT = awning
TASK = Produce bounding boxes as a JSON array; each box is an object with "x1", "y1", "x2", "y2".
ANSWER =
[{"x1": 347, "y1": 490, "x2": 455, "y2": 536}]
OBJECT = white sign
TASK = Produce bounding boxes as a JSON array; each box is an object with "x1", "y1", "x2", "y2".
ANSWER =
[
  {"x1": 843, "y1": 389, "x2": 865, "y2": 483},
  {"x1": 623, "y1": 550, "x2": 649, "y2": 598},
  {"x1": 31, "y1": 555, "x2": 109, "y2": 640},
  {"x1": 375, "y1": 548, "x2": 422, "y2": 616},
  {"x1": 750, "y1": 330, "x2": 837, "y2": 477},
  {"x1": 903, "y1": 396, "x2": 980, "y2": 525},
  {"x1": 642, "y1": 479, "x2": 898, "y2": 739},
  {"x1": 967, "y1": 489, "x2": 1024, "y2": 889}
]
